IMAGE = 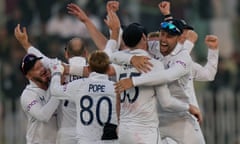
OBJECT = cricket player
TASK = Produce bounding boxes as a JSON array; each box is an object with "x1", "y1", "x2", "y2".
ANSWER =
[
  {"x1": 19, "y1": 53, "x2": 59, "y2": 144},
  {"x1": 113, "y1": 22, "x2": 201, "y2": 144},
  {"x1": 14, "y1": 23, "x2": 89, "y2": 144},
  {"x1": 50, "y1": 51, "x2": 119, "y2": 144},
  {"x1": 114, "y1": 20, "x2": 205, "y2": 144},
  {"x1": 56, "y1": 37, "x2": 88, "y2": 144}
]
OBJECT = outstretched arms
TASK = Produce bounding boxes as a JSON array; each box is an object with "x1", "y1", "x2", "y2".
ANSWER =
[
  {"x1": 67, "y1": 3, "x2": 108, "y2": 50},
  {"x1": 14, "y1": 24, "x2": 31, "y2": 50}
]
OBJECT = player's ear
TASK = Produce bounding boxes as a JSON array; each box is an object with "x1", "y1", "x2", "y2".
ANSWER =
[
  {"x1": 142, "y1": 33, "x2": 147, "y2": 42},
  {"x1": 25, "y1": 73, "x2": 31, "y2": 80},
  {"x1": 106, "y1": 65, "x2": 115, "y2": 76},
  {"x1": 87, "y1": 65, "x2": 92, "y2": 73},
  {"x1": 64, "y1": 51, "x2": 69, "y2": 60}
]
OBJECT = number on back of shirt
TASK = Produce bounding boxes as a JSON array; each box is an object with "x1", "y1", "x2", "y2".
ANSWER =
[
  {"x1": 119, "y1": 72, "x2": 140, "y2": 103},
  {"x1": 80, "y1": 95, "x2": 112, "y2": 126}
]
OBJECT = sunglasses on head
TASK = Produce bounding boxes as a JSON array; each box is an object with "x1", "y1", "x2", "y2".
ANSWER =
[{"x1": 160, "y1": 22, "x2": 181, "y2": 34}]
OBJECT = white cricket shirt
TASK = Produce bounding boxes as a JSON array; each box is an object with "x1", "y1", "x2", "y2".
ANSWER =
[
  {"x1": 20, "y1": 81, "x2": 59, "y2": 144},
  {"x1": 50, "y1": 72, "x2": 118, "y2": 143}
]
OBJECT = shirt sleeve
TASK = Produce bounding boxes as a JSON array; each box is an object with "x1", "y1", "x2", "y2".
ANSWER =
[
  {"x1": 192, "y1": 48, "x2": 219, "y2": 81},
  {"x1": 103, "y1": 39, "x2": 118, "y2": 56},
  {"x1": 183, "y1": 40, "x2": 194, "y2": 53},
  {"x1": 27, "y1": 46, "x2": 52, "y2": 68},
  {"x1": 146, "y1": 59, "x2": 189, "y2": 112},
  {"x1": 50, "y1": 74, "x2": 81, "y2": 101},
  {"x1": 154, "y1": 84, "x2": 189, "y2": 112},
  {"x1": 20, "y1": 90, "x2": 59, "y2": 122},
  {"x1": 132, "y1": 51, "x2": 191, "y2": 86},
  {"x1": 50, "y1": 74, "x2": 74, "y2": 100},
  {"x1": 109, "y1": 27, "x2": 123, "y2": 50}
]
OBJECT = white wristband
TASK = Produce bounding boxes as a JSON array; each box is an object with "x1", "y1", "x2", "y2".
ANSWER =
[{"x1": 69, "y1": 64, "x2": 84, "y2": 76}]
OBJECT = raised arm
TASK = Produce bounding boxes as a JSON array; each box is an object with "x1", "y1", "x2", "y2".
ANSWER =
[
  {"x1": 14, "y1": 24, "x2": 53, "y2": 67},
  {"x1": 192, "y1": 35, "x2": 219, "y2": 81},
  {"x1": 158, "y1": 1, "x2": 173, "y2": 20},
  {"x1": 14, "y1": 24, "x2": 31, "y2": 51},
  {"x1": 67, "y1": 3, "x2": 107, "y2": 50},
  {"x1": 103, "y1": 10, "x2": 120, "y2": 56}
]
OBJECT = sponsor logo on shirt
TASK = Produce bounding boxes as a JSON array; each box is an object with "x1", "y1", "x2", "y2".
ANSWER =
[
  {"x1": 27, "y1": 100, "x2": 38, "y2": 112},
  {"x1": 176, "y1": 60, "x2": 186, "y2": 68}
]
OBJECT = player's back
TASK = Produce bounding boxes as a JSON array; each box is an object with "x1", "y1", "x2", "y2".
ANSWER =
[
  {"x1": 115, "y1": 63, "x2": 159, "y2": 128},
  {"x1": 113, "y1": 49, "x2": 162, "y2": 144},
  {"x1": 70, "y1": 72, "x2": 118, "y2": 143}
]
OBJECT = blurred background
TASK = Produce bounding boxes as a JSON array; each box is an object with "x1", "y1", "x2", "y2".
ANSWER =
[{"x1": 0, "y1": 0, "x2": 240, "y2": 144}]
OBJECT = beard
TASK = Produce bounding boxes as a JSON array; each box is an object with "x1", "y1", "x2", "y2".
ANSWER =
[{"x1": 32, "y1": 76, "x2": 50, "y2": 86}]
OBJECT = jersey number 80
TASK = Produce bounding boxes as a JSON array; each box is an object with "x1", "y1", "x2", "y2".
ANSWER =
[{"x1": 80, "y1": 95, "x2": 112, "y2": 126}]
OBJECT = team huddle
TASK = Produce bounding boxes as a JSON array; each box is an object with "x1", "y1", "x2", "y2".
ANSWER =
[{"x1": 15, "y1": 1, "x2": 219, "y2": 144}]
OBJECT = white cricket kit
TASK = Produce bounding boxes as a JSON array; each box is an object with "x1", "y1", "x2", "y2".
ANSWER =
[
  {"x1": 50, "y1": 72, "x2": 119, "y2": 144},
  {"x1": 20, "y1": 81, "x2": 59, "y2": 144},
  {"x1": 113, "y1": 49, "x2": 189, "y2": 144},
  {"x1": 27, "y1": 46, "x2": 87, "y2": 144},
  {"x1": 56, "y1": 57, "x2": 86, "y2": 144},
  {"x1": 112, "y1": 44, "x2": 205, "y2": 144},
  {"x1": 133, "y1": 45, "x2": 206, "y2": 144}
]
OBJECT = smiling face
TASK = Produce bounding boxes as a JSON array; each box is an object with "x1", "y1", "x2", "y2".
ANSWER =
[
  {"x1": 26, "y1": 60, "x2": 51, "y2": 85},
  {"x1": 159, "y1": 30, "x2": 180, "y2": 56}
]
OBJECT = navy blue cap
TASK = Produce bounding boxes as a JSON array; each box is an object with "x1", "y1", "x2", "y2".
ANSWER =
[
  {"x1": 122, "y1": 23, "x2": 147, "y2": 47},
  {"x1": 20, "y1": 54, "x2": 42, "y2": 75},
  {"x1": 160, "y1": 19, "x2": 184, "y2": 35}
]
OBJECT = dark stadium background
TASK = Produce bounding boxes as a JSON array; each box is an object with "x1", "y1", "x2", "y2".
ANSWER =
[{"x1": 0, "y1": 0, "x2": 240, "y2": 143}]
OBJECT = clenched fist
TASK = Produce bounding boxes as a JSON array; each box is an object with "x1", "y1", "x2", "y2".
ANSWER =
[{"x1": 205, "y1": 35, "x2": 219, "y2": 50}]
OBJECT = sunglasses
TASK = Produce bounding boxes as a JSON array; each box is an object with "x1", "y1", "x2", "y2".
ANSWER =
[{"x1": 160, "y1": 22, "x2": 181, "y2": 34}]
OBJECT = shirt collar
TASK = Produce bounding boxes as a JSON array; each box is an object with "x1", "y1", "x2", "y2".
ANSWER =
[
  {"x1": 129, "y1": 49, "x2": 151, "y2": 57},
  {"x1": 89, "y1": 72, "x2": 109, "y2": 80}
]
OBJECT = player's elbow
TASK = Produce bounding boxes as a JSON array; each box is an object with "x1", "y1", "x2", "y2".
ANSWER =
[
  {"x1": 160, "y1": 101, "x2": 176, "y2": 111},
  {"x1": 161, "y1": 104, "x2": 173, "y2": 110},
  {"x1": 35, "y1": 113, "x2": 51, "y2": 122}
]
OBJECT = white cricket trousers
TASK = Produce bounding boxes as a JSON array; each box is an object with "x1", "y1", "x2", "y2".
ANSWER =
[
  {"x1": 56, "y1": 127, "x2": 78, "y2": 144},
  {"x1": 160, "y1": 116, "x2": 205, "y2": 144},
  {"x1": 78, "y1": 140, "x2": 119, "y2": 144},
  {"x1": 119, "y1": 125, "x2": 162, "y2": 144}
]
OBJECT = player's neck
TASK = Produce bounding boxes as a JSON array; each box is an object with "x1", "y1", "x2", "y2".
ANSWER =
[{"x1": 34, "y1": 80, "x2": 49, "y2": 90}]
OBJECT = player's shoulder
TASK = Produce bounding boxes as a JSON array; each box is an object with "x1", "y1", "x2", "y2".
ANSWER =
[{"x1": 20, "y1": 87, "x2": 40, "y2": 109}]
